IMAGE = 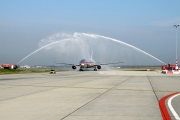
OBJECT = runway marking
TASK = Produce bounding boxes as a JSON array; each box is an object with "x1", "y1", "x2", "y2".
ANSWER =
[
  {"x1": 159, "y1": 92, "x2": 180, "y2": 120},
  {"x1": 168, "y1": 93, "x2": 180, "y2": 120},
  {"x1": 0, "y1": 83, "x2": 179, "y2": 93}
]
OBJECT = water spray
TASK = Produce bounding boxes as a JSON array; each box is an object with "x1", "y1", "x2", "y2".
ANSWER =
[
  {"x1": 17, "y1": 38, "x2": 70, "y2": 64},
  {"x1": 82, "y1": 33, "x2": 166, "y2": 65},
  {"x1": 17, "y1": 32, "x2": 166, "y2": 65}
]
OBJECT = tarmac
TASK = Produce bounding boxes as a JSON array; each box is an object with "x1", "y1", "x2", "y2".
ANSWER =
[{"x1": 0, "y1": 70, "x2": 179, "y2": 120}]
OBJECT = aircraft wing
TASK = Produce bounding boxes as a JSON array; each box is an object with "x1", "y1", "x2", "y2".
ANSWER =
[
  {"x1": 98, "y1": 62, "x2": 124, "y2": 65},
  {"x1": 54, "y1": 62, "x2": 80, "y2": 66}
]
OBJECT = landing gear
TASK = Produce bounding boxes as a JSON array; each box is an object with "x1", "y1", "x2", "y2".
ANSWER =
[
  {"x1": 79, "y1": 68, "x2": 83, "y2": 71},
  {"x1": 94, "y1": 68, "x2": 97, "y2": 71}
]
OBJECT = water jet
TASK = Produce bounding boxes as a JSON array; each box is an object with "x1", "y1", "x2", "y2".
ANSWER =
[{"x1": 17, "y1": 32, "x2": 166, "y2": 66}]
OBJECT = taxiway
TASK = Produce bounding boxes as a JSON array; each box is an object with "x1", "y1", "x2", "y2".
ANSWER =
[{"x1": 0, "y1": 70, "x2": 179, "y2": 120}]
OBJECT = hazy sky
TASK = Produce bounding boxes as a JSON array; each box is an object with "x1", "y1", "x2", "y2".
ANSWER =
[{"x1": 0, "y1": 0, "x2": 180, "y2": 65}]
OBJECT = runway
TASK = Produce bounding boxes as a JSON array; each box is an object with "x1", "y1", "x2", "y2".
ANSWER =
[{"x1": 0, "y1": 70, "x2": 179, "y2": 120}]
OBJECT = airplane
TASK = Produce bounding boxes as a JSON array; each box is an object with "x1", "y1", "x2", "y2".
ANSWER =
[{"x1": 55, "y1": 59, "x2": 124, "y2": 71}]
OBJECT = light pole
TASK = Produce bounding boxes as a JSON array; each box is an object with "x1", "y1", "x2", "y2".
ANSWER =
[{"x1": 174, "y1": 25, "x2": 179, "y2": 70}]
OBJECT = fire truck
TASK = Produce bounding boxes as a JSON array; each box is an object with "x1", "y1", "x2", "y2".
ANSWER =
[
  {"x1": 162, "y1": 63, "x2": 179, "y2": 74},
  {"x1": 162, "y1": 64, "x2": 176, "y2": 70},
  {"x1": 1, "y1": 64, "x2": 19, "y2": 69}
]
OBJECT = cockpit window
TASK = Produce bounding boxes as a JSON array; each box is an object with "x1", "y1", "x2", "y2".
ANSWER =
[
  {"x1": 80, "y1": 59, "x2": 86, "y2": 63},
  {"x1": 80, "y1": 59, "x2": 95, "y2": 63}
]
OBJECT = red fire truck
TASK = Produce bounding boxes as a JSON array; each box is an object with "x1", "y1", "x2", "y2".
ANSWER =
[
  {"x1": 162, "y1": 64, "x2": 176, "y2": 70},
  {"x1": 1, "y1": 64, "x2": 19, "y2": 69}
]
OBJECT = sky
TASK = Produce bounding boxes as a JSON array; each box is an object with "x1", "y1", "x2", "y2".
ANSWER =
[{"x1": 0, "y1": 0, "x2": 180, "y2": 66}]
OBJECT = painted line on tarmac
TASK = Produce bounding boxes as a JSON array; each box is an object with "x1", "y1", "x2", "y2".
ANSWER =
[
  {"x1": 168, "y1": 93, "x2": 180, "y2": 120},
  {"x1": 159, "y1": 92, "x2": 180, "y2": 120},
  {"x1": 0, "y1": 83, "x2": 179, "y2": 93}
]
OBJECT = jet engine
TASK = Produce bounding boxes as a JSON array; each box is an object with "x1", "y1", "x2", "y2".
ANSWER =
[
  {"x1": 97, "y1": 65, "x2": 101, "y2": 69},
  {"x1": 72, "y1": 65, "x2": 76, "y2": 69}
]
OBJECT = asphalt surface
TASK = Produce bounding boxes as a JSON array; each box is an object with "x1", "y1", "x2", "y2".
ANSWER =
[{"x1": 0, "y1": 70, "x2": 179, "y2": 120}]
